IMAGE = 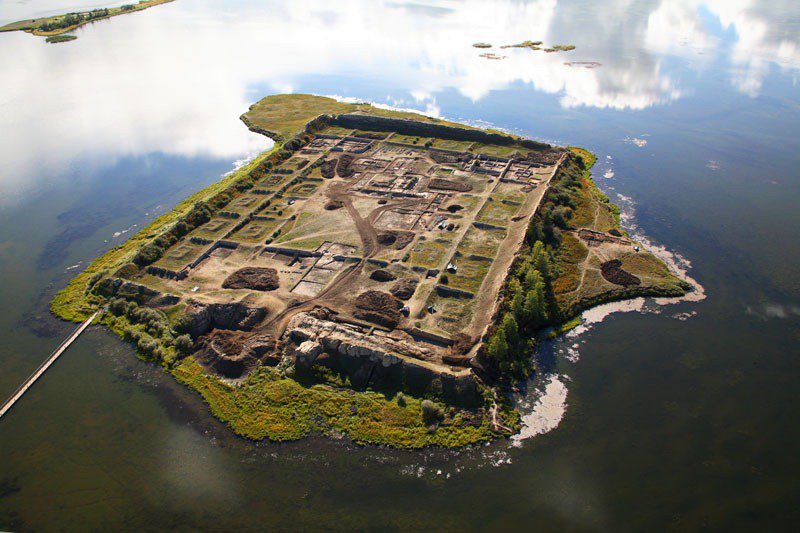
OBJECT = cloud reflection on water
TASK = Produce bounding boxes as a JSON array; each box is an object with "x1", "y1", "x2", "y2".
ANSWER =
[{"x1": 0, "y1": 0, "x2": 797, "y2": 202}]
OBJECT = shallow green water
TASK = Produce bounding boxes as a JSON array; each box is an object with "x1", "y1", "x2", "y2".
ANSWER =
[{"x1": 1, "y1": 0, "x2": 799, "y2": 530}]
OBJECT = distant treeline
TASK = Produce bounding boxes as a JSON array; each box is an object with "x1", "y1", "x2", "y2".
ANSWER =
[{"x1": 39, "y1": 8, "x2": 110, "y2": 31}]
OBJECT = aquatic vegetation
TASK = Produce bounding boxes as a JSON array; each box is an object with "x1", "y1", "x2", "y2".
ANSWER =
[{"x1": 45, "y1": 35, "x2": 77, "y2": 43}]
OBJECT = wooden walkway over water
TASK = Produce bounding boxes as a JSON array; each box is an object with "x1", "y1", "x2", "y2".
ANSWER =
[{"x1": 0, "y1": 311, "x2": 99, "y2": 420}]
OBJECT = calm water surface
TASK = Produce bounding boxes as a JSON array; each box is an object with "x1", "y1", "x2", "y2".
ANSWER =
[{"x1": 1, "y1": 0, "x2": 799, "y2": 530}]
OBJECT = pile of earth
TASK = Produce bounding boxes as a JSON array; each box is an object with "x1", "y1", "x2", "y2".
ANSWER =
[
  {"x1": 390, "y1": 278, "x2": 418, "y2": 300},
  {"x1": 320, "y1": 159, "x2": 336, "y2": 178},
  {"x1": 442, "y1": 333, "x2": 474, "y2": 367},
  {"x1": 324, "y1": 200, "x2": 344, "y2": 210},
  {"x1": 377, "y1": 230, "x2": 415, "y2": 249},
  {"x1": 600, "y1": 259, "x2": 641, "y2": 287},
  {"x1": 336, "y1": 154, "x2": 356, "y2": 177},
  {"x1": 370, "y1": 269, "x2": 396, "y2": 282},
  {"x1": 354, "y1": 290, "x2": 404, "y2": 328},
  {"x1": 222, "y1": 267, "x2": 279, "y2": 291},
  {"x1": 428, "y1": 178, "x2": 472, "y2": 192},
  {"x1": 194, "y1": 329, "x2": 278, "y2": 379}
]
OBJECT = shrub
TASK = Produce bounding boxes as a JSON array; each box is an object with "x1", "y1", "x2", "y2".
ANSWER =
[
  {"x1": 173, "y1": 334, "x2": 194, "y2": 354},
  {"x1": 421, "y1": 399, "x2": 444, "y2": 422}
]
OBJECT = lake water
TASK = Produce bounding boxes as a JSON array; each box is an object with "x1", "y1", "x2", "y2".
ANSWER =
[{"x1": 1, "y1": 0, "x2": 799, "y2": 530}]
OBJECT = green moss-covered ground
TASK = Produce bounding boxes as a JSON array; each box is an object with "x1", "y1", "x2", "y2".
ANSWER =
[{"x1": 172, "y1": 357, "x2": 518, "y2": 448}]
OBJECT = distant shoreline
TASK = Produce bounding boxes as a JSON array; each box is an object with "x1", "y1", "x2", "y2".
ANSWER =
[{"x1": 0, "y1": 0, "x2": 174, "y2": 38}]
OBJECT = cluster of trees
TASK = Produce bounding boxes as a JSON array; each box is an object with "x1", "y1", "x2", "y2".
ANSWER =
[
  {"x1": 526, "y1": 154, "x2": 586, "y2": 248},
  {"x1": 484, "y1": 241, "x2": 554, "y2": 378},
  {"x1": 107, "y1": 297, "x2": 193, "y2": 362},
  {"x1": 484, "y1": 152, "x2": 598, "y2": 378},
  {"x1": 39, "y1": 9, "x2": 109, "y2": 31}
]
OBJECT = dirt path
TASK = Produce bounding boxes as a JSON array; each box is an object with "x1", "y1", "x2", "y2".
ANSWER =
[
  {"x1": 466, "y1": 154, "x2": 567, "y2": 342},
  {"x1": 574, "y1": 202, "x2": 601, "y2": 291},
  {"x1": 263, "y1": 185, "x2": 423, "y2": 338}
]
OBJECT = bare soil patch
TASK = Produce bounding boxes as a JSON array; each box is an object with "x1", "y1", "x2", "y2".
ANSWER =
[
  {"x1": 194, "y1": 329, "x2": 278, "y2": 379},
  {"x1": 600, "y1": 259, "x2": 641, "y2": 287},
  {"x1": 222, "y1": 267, "x2": 280, "y2": 291},
  {"x1": 377, "y1": 230, "x2": 415, "y2": 249}
]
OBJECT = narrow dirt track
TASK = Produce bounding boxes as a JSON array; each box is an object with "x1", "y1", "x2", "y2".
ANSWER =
[{"x1": 262, "y1": 183, "x2": 424, "y2": 338}]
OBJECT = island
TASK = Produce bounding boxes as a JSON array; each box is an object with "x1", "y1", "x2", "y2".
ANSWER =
[
  {"x1": 0, "y1": 0, "x2": 174, "y2": 39},
  {"x1": 51, "y1": 94, "x2": 691, "y2": 448}
]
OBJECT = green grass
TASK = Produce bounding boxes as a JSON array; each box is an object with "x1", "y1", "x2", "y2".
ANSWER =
[
  {"x1": 188, "y1": 217, "x2": 235, "y2": 240},
  {"x1": 476, "y1": 195, "x2": 522, "y2": 227},
  {"x1": 457, "y1": 225, "x2": 506, "y2": 260},
  {"x1": 409, "y1": 239, "x2": 451, "y2": 269},
  {"x1": 171, "y1": 357, "x2": 517, "y2": 448},
  {"x1": 229, "y1": 219, "x2": 281, "y2": 243},
  {"x1": 285, "y1": 181, "x2": 319, "y2": 198},
  {"x1": 425, "y1": 292, "x2": 477, "y2": 334},
  {"x1": 242, "y1": 94, "x2": 499, "y2": 144},
  {"x1": 470, "y1": 143, "x2": 524, "y2": 158},
  {"x1": 447, "y1": 255, "x2": 492, "y2": 294},
  {"x1": 543, "y1": 148, "x2": 691, "y2": 318},
  {"x1": 318, "y1": 125, "x2": 354, "y2": 137},
  {"x1": 153, "y1": 241, "x2": 206, "y2": 271}
]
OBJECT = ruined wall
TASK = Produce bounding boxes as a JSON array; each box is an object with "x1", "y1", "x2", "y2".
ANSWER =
[
  {"x1": 330, "y1": 113, "x2": 553, "y2": 151},
  {"x1": 289, "y1": 313, "x2": 483, "y2": 407}
]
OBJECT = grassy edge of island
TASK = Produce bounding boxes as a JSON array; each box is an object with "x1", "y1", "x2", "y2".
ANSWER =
[
  {"x1": 50, "y1": 94, "x2": 690, "y2": 448},
  {"x1": 0, "y1": 0, "x2": 175, "y2": 38}
]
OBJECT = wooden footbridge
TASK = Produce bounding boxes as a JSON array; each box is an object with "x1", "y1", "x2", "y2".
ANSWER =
[{"x1": 0, "y1": 311, "x2": 99, "y2": 420}]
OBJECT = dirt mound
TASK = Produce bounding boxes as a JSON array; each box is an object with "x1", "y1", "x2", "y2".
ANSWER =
[
  {"x1": 451, "y1": 333, "x2": 474, "y2": 354},
  {"x1": 600, "y1": 259, "x2": 641, "y2": 287},
  {"x1": 355, "y1": 290, "x2": 403, "y2": 313},
  {"x1": 336, "y1": 154, "x2": 356, "y2": 177},
  {"x1": 377, "y1": 230, "x2": 415, "y2": 250},
  {"x1": 194, "y1": 329, "x2": 278, "y2": 379},
  {"x1": 370, "y1": 269, "x2": 397, "y2": 282},
  {"x1": 320, "y1": 159, "x2": 336, "y2": 179},
  {"x1": 324, "y1": 200, "x2": 344, "y2": 211},
  {"x1": 390, "y1": 278, "x2": 418, "y2": 300},
  {"x1": 428, "y1": 178, "x2": 472, "y2": 192},
  {"x1": 222, "y1": 267, "x2": 279, "y2": 291},
  {"x1": 354, "y1": 290, "x2": 403, "y2": 329}
]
